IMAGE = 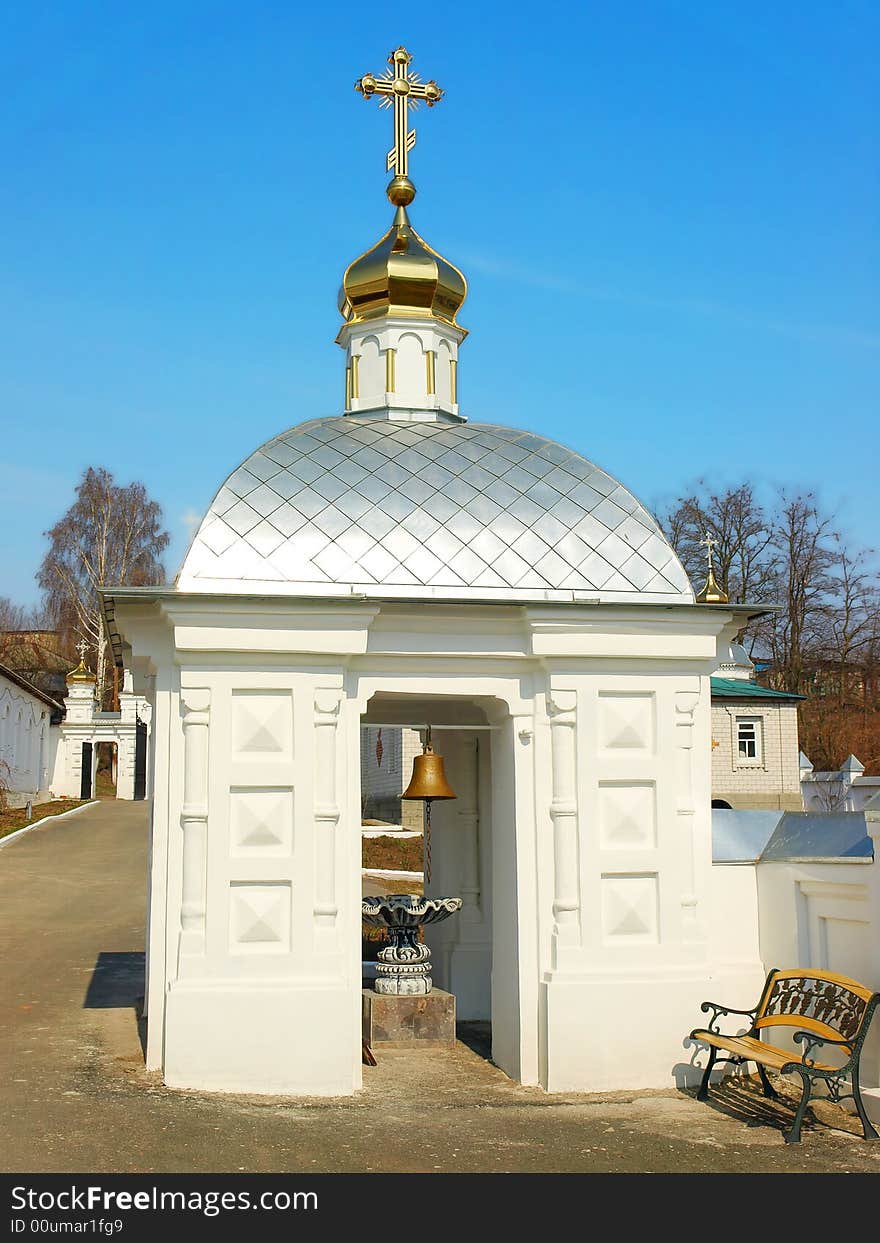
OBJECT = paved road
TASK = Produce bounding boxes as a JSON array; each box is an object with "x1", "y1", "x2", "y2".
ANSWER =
[{"x1": 2, "y1": 801, "x2": 879, "y2": 1174}]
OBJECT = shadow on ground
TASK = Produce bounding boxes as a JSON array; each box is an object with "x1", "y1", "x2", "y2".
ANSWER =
[
  {"x1": 83, "y1": 951, "x2": 147, "y2": 1057},
  {"x1": 679, "y1": 1072, "x2": 866, "y2": 1141},
  {"x1": 456, "y1": 1021, "x2": 492, "y2": 1061}
]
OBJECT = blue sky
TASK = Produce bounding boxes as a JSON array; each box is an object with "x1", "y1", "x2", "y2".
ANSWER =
[{"x1": 2, "y1": 2, "x2": 877, "y2": 605}]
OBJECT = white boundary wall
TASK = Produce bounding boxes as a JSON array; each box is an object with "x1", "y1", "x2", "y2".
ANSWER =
[{"x1": 0, "y1": 670, "x2": 57, "y2": 803}]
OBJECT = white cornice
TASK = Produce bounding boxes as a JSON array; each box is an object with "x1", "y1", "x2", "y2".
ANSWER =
[{"x1": 102, "y1": 587, "x2": 766, "y2": 667}]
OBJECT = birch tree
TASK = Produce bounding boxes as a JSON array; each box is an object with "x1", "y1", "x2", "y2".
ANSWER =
[{"x1": 37, "y1": 467, "x2": 170, "y2": 703}]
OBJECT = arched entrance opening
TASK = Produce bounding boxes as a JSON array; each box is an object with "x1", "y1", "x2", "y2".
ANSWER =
[
  {"x1": 134, "y1": 716, "x2": 148, "y2": 801},
  {"x1": 360, "y1": 723, "x2": 424, "y2": 991},
  {"x1": 80, "y1": 742, "x2": 93, "y2": 799},
  {"x1": 359, "y1": 687, "x2": 525, "y2": 1073},
  {"x1": 711, "y1": 798, "x2": 732, "y2": 809},
  {"x1": 94, "y1": 741, "x2": 118, "y2": 798}
]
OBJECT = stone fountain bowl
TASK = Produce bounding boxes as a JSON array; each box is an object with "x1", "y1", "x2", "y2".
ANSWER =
[
  {"x1": 362, "y1": 894, "x2": 462, "y2": 929},
  {"x1": 362, "y1": 895, "x2": 462, "y2": 995}
]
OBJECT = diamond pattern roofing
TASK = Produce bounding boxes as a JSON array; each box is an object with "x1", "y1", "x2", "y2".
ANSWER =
[{"x1": 179, "y1": 416, "x2": 693, "y2": 601}]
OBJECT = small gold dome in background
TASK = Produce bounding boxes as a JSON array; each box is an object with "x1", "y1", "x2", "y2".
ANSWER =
[
  {"x1": 696, "y1": 563, "x2": 729, "y2": 604},
  {"x1": 67, "y1": 657, "x2": 96, "y2": 683}
]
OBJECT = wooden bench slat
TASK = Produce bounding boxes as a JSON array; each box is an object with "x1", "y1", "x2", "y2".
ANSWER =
[
  {"x1": 690, "y1": 1030, "x2": 839, "y2": 1074},
  {"x1": 755, "y1": 1012, "x2": 853, "y2": 1050}
]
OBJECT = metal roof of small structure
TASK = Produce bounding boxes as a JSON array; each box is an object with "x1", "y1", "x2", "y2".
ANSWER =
[
  {"x1": 712, "y1": 808, "x2": 873, "y2": 863},
  {"x1": 178, "y1": 416, "x2": 696, "y2": 603},
  {"x1": 711, "y1": 809, "x2": 783, "y2": 863},
  {"x1": 710, "y1": 676, "x2": 805, "y2": 701},
  {"x1": 762, "y1": 811, "x2": 872, "y2": 861}
]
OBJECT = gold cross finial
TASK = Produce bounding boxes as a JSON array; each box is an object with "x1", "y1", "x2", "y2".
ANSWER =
[
  {"x1": 700, "y1": 530, "x2": 719, "y2": 573},
  {"x1": 696, "y1": 530, "x2": 729, "y2": 604},
  {"x1": 68, "y1": 637, "x2": 96, "y2": 682},
  {"x1": 355, "y1": 46, "x2": 444, "y2": 206}
]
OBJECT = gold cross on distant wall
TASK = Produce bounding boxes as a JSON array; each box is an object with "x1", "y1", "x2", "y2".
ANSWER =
[{"x1": 355, "y1": 46, "x2": 443, "y2": 182}]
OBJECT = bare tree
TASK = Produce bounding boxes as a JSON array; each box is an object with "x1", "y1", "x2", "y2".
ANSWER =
[
  {"x1": 0, "y1": 598, "x2": 31, "y2": 634},
  {"x1": 37, "y1": 467, "x2": 170, "y2": 703},
  {"x1": 660, "y1": 482, "x2": 778, "y2": 653},
  {"x1": 664, "y1": 479, "x2": 880, "y2": 767},
  {"x1": 661, "y1": 482, "x2": 777, "y2": 606},
  {"x1": 814, "y1": 540, "x2": 880, "y2": 704},
  {"x1": 760, "y1": 493, "x2": 836, "y2": 694},
  {"x1": 0, "y1": 598, "x2": 67, "y2": 688},
  {"x1": 807, "y1": 771, "x2": 850, "y2": 813},
  {"x1": 663, "y1": 483, "x2": 877, "y2": 687},
  {"x1": 0, "y1": 597, "x2": 53, "y2": 636}
]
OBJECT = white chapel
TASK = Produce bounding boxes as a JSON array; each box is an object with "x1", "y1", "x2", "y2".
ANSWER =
[{"x1": 102, "y1": 47, "x2": 769, "y2": 1096}]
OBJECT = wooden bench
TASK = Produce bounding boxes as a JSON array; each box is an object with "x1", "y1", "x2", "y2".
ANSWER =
[{"x1": 689, "y1": 967, "x2": 879, "y2": 1143}]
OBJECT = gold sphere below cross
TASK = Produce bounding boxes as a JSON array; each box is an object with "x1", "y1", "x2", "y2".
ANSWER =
[{"x1": 387, "y1": 175, "x2": 416, "y2": 206}]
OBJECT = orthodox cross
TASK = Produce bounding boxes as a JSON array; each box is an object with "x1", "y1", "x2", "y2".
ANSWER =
[
  {"x1": 696, "y1": 529, "x2": 729, "y2": 603},
  {"x1": 355, "y1": 46, "x2": 443, "y2": 181},
  {"x1": 76, "y1": 638, "x2": 90, "y2": 662},
  {"x1": 700, "y1": 530, "x2": 719, "y2": 574}
]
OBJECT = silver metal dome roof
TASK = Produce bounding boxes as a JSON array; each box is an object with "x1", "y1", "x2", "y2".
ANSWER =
[{"x1": 178, "y1": 415, "x2": 693, "y2": 602}]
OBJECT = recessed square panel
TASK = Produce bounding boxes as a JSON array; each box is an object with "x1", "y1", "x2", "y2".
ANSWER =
[
  {"x1": 601, "y1": 874, "x2": 658, "y2": 944},
  {"x1": 598, "y1": 693, "x2": 654, "y2": 752},
  {"x1": 229, "y1": 882, "x2": 291, "y2": 953},
  {"x1": 229, "y1": 788, "x2": 293, "y2": 857},
  {"x1": 598, "y1": 782, "x2": 656, "y2": 849},
  {"x1": 231, "y1": 690, "x2": 293, "y2": 758}
]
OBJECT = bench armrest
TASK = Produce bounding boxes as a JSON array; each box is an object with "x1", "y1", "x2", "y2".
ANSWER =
[
  {"x1": 697, "y1": 1000, "x2": 758, "y2": 1035},
  {"x1": 791, "y1": 1030, "x2": 853, "y2": 1070}
]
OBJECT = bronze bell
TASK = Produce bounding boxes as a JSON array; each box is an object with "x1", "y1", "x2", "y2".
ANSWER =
[{"x1": 402, "y1": 728, "x2": 456, "y2": 803}]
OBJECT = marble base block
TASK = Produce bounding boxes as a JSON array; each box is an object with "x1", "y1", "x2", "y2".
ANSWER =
[{"x1": 362, "y1": 988, "x2": 456, "y2": 1048}]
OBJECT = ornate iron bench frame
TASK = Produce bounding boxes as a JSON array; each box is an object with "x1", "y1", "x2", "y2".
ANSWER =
[{"x1": 689, "y1": 967, "x2": 879, "y2": 1144}]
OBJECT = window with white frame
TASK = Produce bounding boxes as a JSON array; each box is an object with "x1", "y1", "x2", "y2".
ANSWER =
[{"x1": 736, "y1": 716, "x2": 762, "y2": 765}]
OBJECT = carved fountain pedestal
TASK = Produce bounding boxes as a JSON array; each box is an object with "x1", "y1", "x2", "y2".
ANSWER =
[{"x1": 362, "y1": 895, "x2": 462, "y2": 1049}]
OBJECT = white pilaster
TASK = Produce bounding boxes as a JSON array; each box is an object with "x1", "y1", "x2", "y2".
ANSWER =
[
  {"x1": 548, "y1": 690, "x2": 581, "y2": 965},
  {"x1": 313, "y1": 689, "x2": 341, "y2": 949},
  {"x1": 178, "y1": 687, "x2": 210, "y2": 972},
  {"x1": 675, "y1": 689, "x2": 702, "y2": 940}
]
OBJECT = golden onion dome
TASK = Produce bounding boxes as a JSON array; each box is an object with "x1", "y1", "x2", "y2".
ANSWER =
[
  {"x1": 338, "y1": 178, "x2": 467, "y2": 327},
  {"x1": 696, "y1": 562, "x2": 729, "y2": 604},
  {"x1": 67, "y1": 657, "x2": 96, "y2": 683}
]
